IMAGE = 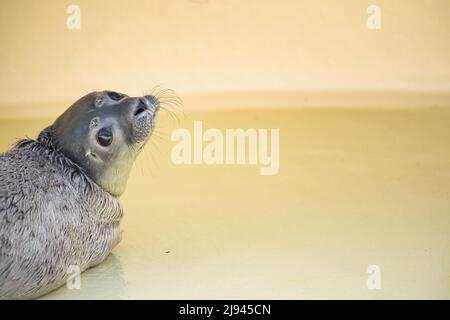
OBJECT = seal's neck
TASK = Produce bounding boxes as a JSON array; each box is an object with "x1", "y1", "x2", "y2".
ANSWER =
[
  {"x1": 37, "y1": 126, "x2": 54, "y2": 146},
  {"x1": 37, "y1": 126, "x2": 131, "y2": 198}
]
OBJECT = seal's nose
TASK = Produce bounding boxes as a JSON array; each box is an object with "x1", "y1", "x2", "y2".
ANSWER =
[
  {"x1": 133, "y1": 98, "x2": 148, "y2": 117},
  {"x1": 133, "y1": 96, "x2": 159, "y2": 118},
  {"x1": 144, "y1": 95, "x2": 160, "y2": 112}
]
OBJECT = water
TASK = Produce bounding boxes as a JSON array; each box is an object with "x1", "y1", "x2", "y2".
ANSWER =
[{"x1": 0, "y1": 108, "x2": 449, "y2": 299}]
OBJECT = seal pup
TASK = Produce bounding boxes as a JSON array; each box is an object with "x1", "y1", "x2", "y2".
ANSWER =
[{"x1": 0, "y1": 91, "x2": 160, "y2": 299}]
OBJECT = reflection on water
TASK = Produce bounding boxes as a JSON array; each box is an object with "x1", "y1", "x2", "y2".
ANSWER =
[
  {"x1": 0, "y1": 108, "x2": 449, "y2": 299},
  {"x1": 41, "y1": 254, "x2": 126, "y2": 300}
]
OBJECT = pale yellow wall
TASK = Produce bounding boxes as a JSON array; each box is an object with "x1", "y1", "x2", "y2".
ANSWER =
[{"x1": 0, "y1": 0, "x2": 449, "y2": 105}]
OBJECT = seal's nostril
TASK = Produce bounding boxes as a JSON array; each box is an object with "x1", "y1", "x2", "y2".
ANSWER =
[
  {"x1": 134, "y1": 106, "x2": 147, "y2": 117},
  {"x1": 134, "y1": 98, "x2": 148, "y2": 117}
]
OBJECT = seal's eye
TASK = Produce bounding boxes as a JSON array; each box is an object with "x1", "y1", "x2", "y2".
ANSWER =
[
  {"x1": 97, "y1": 127, "x2": 113, "y2": 147},
  {"x1": 107, "y1": 91, "x2": 122, "y2": 101}
]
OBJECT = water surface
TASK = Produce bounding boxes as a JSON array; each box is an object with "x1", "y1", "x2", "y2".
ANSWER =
[{"x1": 0, "y1": 108, "x2": 449, "y2": 299}]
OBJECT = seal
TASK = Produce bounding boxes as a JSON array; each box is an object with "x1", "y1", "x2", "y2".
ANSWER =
[{"x1": 0, "y1": 91, "x2": 160, "y2": 299}]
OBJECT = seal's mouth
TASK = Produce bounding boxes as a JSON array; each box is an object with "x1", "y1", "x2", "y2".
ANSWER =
[{"x1": 132, "y1": 95, "x2": 159, "y2": 144}]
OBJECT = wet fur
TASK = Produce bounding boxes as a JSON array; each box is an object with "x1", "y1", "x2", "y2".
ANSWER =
[{"x1": 0, "y1": 130, "x2": 123, "y2": 299}]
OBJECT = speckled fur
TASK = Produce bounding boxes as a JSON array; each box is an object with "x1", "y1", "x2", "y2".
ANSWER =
[{"x1": 0, "y1": 132, "x2": 123, "y2": 299}]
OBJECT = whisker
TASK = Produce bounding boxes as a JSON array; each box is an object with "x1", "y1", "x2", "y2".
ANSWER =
[{"x1": 145, "y1": 85, "x2": 186, "y2": 129}]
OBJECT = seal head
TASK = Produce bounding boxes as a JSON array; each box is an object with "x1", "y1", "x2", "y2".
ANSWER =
[{"x1": 50, "y1": 91, "x2": 159, "y2": 196}]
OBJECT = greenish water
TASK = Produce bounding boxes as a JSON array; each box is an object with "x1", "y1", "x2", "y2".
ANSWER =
[{"x1": 0, "y1": 108, "x2": 449, "y2": 299}]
